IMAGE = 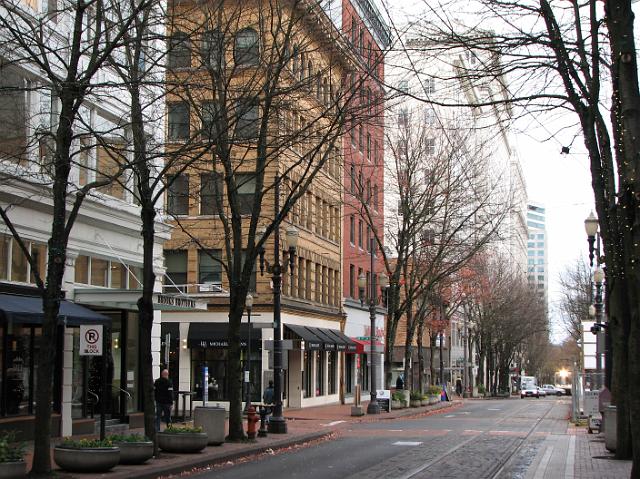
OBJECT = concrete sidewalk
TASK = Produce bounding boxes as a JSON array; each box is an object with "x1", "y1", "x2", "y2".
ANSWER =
[{"x1": 29, "y1": 400, "x2": 460, "y2": 478}]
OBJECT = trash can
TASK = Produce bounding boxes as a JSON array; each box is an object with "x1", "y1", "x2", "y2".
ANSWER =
[
  {"x1": 604, "y1": 405, "x2": 617, "y2": 452},
  {"x1": 194, "y1": 406, "x2": 226, "y2": 446}
]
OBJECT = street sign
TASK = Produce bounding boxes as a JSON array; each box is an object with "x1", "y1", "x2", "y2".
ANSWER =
[{"x1": 79, "y1": 325, "x2": 103, "y2": 356}]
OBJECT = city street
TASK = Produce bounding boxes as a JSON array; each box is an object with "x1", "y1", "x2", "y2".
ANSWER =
[{"x1": 189, "y1": 398, "x2": 627, "y2": 479}]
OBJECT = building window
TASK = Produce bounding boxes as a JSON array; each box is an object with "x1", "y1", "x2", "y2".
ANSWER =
[
  {"x1": 0, "y1": 68, "x2": 27, "y2": 163},
  {"x1": 398, "y1": 108, "x2": 408, "y2": 128},
  {"x1": 303, "y1": 351, "x2": 313, "y2": 398},
  {"x1": 201, "y1": 29, "x2": 223, "y2": 70},
  {"x1": 425, "y1": 77, "x2": 436, "y2": 95},
  {"x1": 316, "y1": 351, "x2": 325, "y2": 396},
  {"x1": 349, "y1": 264, "x2": 355, "y2": 298},
  {"x1": 168, "y1": 31, "x2": 191, "y2": 69},
  {"x1": 425, "y1": 107, "x2": 436, "y2": 125},
  {"x1": 201, "y1": 100, "x2": 219, "y2": 140},
  {"x1": 167, "y1": 174, "x2": 189, "y2": 215},
  {"x1": 90, "y1": 258, "x2": 108, "y2": 287},
  {"x1": 358, "y1": 125, "x2": 363, "y2": 151},
  {"x1": 350, "y1": 165, "x2": 355, "y2": 193},
  {"x1": 198, "y1": 249, "x2": 222, "y2": 285},
  {"x1": 96, "y1": 144, "x2": 126, "y2": 200},
  {"x1": 358, "y1": 219, "x2": 363, "y2": 248},
  {"x1": 349, "y1": 215, "x2": 355, "y2": 244},
  {"x1": 165, "y1": 250, "x2": 188, "y2": 291},
  {"x1": 426, "y1": 138, "x2": 435, "y2": 156},
  {"x1": 235, "y1": 173, "x2": 256, "y2": 215},
  {"x1": 373, "y1": 185, "x2": 378, "y2": 210},
  {"x1": 328, "y1": 351, "x2": 337, "y2": 394},
  {"x1": 234, "y1": 100, "x2": 259, "y2": 140},
  {"x1": 168, "y1": 102, "x2": 190, "y2": 141},
  {"x1": 234, "y1": 28, "x2": 259, "y2": 66},
  {"x1": 200, "y1": 172, "x2": 223, "y2": 215}
]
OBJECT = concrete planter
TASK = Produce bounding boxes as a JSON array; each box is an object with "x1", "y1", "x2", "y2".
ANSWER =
[
  {"x1": 115, "y1": 441, "x2": 154, "y2": 465},
  {"x1": 194, "y1": 406, "x2": 226, "y2": 446},
  {"x1": 429, "y1": 395, "x2": 440, "y2": 405},
  {"x1": 605, "y1": 405, "x2": 617, "y2": 452},
  {"x1": 53, "y1": 446, "x2": 120, "y2": 473},
  {"x1": 157, "y1": 432, "x2": 208, "y2": 453},
  {"x1": 421, "y1": 399, "x2": 430, "y2": 406},
  {"x1": 0, "y1": 461, "x2": 26, "y2": 478},
  {"x1": 410, "y1": 399, "x2": 422, "y2": 408},
  {"x1": 391, "y1": 400, "x2": 403, "y2": 409}
]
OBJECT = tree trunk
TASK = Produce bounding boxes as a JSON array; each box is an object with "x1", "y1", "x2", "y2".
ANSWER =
[
  {"x1": 429, "y1": 334, "x2": 435, "y2": 386},
  {"x1": 403, "y1": 308, "x2": 414, "y2": 392},
  {"x1": 417, "y1": 320, "x2": 425, "y2": 393},
  {"x1": 227, "y1": 287, "x2": 247, "y2": 441}
]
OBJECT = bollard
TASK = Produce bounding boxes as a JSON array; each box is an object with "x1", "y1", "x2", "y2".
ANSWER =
[
  {"x1": 258, "y1": 406, "x2": 269, "y2": 438},
  {"x1": 246, "y1": 406, "x2": 259, "y2": 439}
]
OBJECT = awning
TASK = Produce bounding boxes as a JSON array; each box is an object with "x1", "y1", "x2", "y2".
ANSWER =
[
  {"x1": 0, "y1": 293, "x2": 111, "y2": 326},
  {"x1": 74, "y1": 289, "x2": 208, "y2": 311},
  {"x1": 286, "y1": 324, "x2": 324, "y2": 350},
  {"x1": 187, "y1": 322, "x2": 260, "y2": 348},
  {"x1": 323, "y1": 329, "x2": 358, "y2": 353},
  {"x1": 285, "y1": 325, "x2": 358, "y2": 353},
  {"x1": 352, "y1": 338, "x2": 384, "y2": 355}
]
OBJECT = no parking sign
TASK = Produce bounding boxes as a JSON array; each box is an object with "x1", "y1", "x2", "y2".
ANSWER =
[{"x1": 79, "y1": 325, "x2": 103, "y2": 356}]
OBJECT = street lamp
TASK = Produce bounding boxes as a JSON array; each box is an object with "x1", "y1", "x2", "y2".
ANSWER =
[
  {"x1": 243, "y1": 294, "x2": 253, "y2": 412},
  {"x1": 358, "y1": 236, "x2": 386, "y2": 415},
  {"x1": 256, "y1": 184, "x2": 299, "y2": 433},
  {"x1": 584, "y1": 211, "x2": 599, "y2": 267}
]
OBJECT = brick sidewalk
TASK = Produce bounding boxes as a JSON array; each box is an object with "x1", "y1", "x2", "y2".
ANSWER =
[
  {"x1": 24, "y1": 400, "x2": 460, "y2": 478},
  {"x1": 572, "y1": 428, "x2": 632, "y2": 479}
]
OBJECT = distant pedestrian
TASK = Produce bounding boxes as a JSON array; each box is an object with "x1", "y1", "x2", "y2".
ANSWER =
[
  {"x1": 263, "y1": 380, "x2": 275, "y2": 405},
  {"x1": 396, "y1": 375, "x2": 404, "y2": 390},
  {"x1": 154, "y1": 369, "x2": 174, "y2": 431},
  {"x1": 456, "y1": 379, "x2": 463, "y2": 396}
]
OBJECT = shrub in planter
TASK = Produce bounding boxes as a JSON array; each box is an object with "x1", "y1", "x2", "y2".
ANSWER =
[
  {"x1": 477, "y1": 385, "x2": 486, "y2": 397},
  {"x1": 409, "y1": 391, "x2": 422, "y2": 407},
  {"x1": 427, "y1": 386, "x2": 441, "y2": 404},
  {"x1": 157, "y1": 425, "x2": 208, "y2": 453},
  {"x1": 0, "y1": 432, "x2": 26, "y2": 479},
  {"x1": 54, "y1": 438, "x2": 120, "y2": 473},
  {"x1": 109, "y1": 434, "x2": 154, "y2": 465},
  {"x1": 391, "y1": 391, "x2": 405, "y2": 409}
]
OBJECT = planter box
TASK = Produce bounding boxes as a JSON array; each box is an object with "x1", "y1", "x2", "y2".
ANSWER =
[
  {"x1": 429, "y1": 395, "x2": 440, "y2": 405},
  {"x1": 115, "y1": 441, "x2": 154, "y2": 465},
  {"x1": 391, "y1": 400, "x2": 402, "y2": 410},
  {"x1": 157, "y1": 432, "x2": 208, "y2": 453},
  {"x1": 605, "y1": 405, "x2": 617, "y2": 452},
  {"x1": 410, "y1": 400, "x2": 421, "y2": 408},
  {"x1": 421, "y1": 399, "x2": 430, "y2": 406},
  {"x1": 0, "y1": 461, "x2": 26, "y2": 479},
  {"x1": 54, "y1": 446, "x2": 120, "y2": 473},
  {"x1": 194, "y1": 406, "x2": 225, "y2": 446}
]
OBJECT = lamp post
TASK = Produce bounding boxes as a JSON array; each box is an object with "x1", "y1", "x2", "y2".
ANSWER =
[
  {"x1": 593, "y1": 267, "x2": 604, "y2": 390},
  {"x1": 243, "y1": 294, "x2": 253, "y2": 412},
  {"x1": 257, "y1": 181, "x2": 299, "y2": 434},
  {"x1": 358, "y1": 236, "x2": 388, "y2": 415},
  {"x1": 584, "y1": 211, "x2": 609, "y2": 391}
]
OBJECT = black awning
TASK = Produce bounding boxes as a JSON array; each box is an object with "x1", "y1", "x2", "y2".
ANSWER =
[
  {"x1": 313, "y1": 328, "x2": 338, "y2": 351},
  {"x1": 0, "y1": 293, "x2": 111, "y2": 326},
  {"x1": 187, "y1": 322, "x2": 259, "y2": 349},
  {"x1": 285, "y1": 324, "x2": 324, "y2": 350},
  {"x1": 322, "y1": 328, "x2": 358, "y2": 353}
]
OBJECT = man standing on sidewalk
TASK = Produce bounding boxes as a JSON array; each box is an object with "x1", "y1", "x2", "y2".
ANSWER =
[{"x1": 155, "y1": 369, "x2": 174, "y2": 431}]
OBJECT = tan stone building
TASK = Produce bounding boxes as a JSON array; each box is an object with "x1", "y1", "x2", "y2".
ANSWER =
[{"x1": 160, "y1": 0, "x2": 358, "y2": 410}]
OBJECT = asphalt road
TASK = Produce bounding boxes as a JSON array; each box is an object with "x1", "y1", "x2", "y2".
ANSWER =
[{"x1": 190, "y1": 397, "x2": 570, "y2": 479}]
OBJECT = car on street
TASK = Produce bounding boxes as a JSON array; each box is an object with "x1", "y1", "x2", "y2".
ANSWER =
[
  {"x1": 520, "y1": 385, "x2": 541, "y2": 398},
  {"x1": 539, "y1": 384, "x2": 565, "y2": 396}
]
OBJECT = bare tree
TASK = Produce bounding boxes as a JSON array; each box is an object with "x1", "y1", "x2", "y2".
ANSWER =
[
  {"x1": 398, "y1": 0, "x2": 640, "y2": 463},
  {"x1": 0, "y1": 0, "x2": 153, "y2": 471},
  {"x1": 558, "y1": 258, "x2": 593, "y2": 343}
]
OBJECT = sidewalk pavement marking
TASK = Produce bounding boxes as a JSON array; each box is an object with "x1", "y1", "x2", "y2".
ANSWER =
[
  {"x1": 445, "y1": 415, "x2": 456, "y2": 417},
  {"x1": 393, "y1": 441, "x2": 423, "y2": 446},
  {"x1": 488, "y1": 408, "x2": 502, "y2": 411},
  {"x1": 388, "y1": 429, "x2": 403, "y2": 432},
  {"x1": 533, "y1": 446, "x2": 554, "y2": 479},
  {"x1": 321, "y1": 420, "x2": 346, "y2": 427},
  {"x1": 565, "y1": 434, "x2": 576, "y2": 478}
]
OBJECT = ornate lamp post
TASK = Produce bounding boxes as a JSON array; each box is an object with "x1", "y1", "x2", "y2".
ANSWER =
[
  {"x1": 257, "y1": 215, "x2": 299, "y2": 433},
  {"x1": 243, "y1": 294, "x2": 253, "y2": 412},
  {"x1": 357, "y1": 236, "x2": 388, "y2": 415},
  {"x1": 592, "y1": 267, "x2": 605, "y2": 389},
  {"x1": 584, "y1": 211, "x2": 599, "y2": 267}
]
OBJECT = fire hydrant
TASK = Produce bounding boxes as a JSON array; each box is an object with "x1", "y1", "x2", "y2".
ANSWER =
[{"x1": 246, "y1": 406, "x2": 259, "y2": 439}]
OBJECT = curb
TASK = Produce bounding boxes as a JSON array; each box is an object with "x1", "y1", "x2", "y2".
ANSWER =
[{"x1": 95, "y1": 430, "x2": 333, "y2": 479}]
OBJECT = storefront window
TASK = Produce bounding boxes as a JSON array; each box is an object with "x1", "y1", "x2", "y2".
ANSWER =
[
  {"x1": 316, "y1": 351, "x2": 324, "y2": 396},
  {"x1": 128, "y1": 265, "x2": 143, "y2": 289},
  {"x1": 75, "y1": 255, "x2": 89, "y2": 284},
  {"x1": 91, "y1": 258, "x2": 108, "y2": 286},
  {"x1": 0, "y1": 234, "x2": 10, "y2": 280},
  {"x1": 303, "y1": 351, "x2": 312, "y2": 398},
  {"x1": 328, "y1": 351, "x2": 336, "y2": 394},
  {"x1": 11, "y1": 239, "x2": 28, "y2": 282},
  {"x1": 6, "y1": 327, "x2": 33, "y2": 415},
  {"x1": 125, "y1": 313, "x2": 139, "y2": 413},
  {"x1": 345, "y1": 354, "x2": 353, "y2": 394},
  {"x1": 110, "y1": 263, "x2": 127, "y2": 289},
  {"x1": 360, "y1": 353, "x2": 369, "y2": 391},
  {"x1": 29, "y1": 242, "x2": 47, "y2": 284}
]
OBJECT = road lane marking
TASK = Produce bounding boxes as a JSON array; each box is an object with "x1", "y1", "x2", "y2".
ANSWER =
[
  {"x1": 488, "y1": 408, "x2": 501, "y2": 411},
  {"x1": 393, "y1": 441, "x2": 423, "y2": 446},
  {"x1": 321, "y1": 420, "x2": 346, "y2": 427},
  {"x1": 388, "y1": 429, "x2": 403, "y2": 432},
  {"x1": 445, "y1": 415, "x2": 455, "y2": 418}
]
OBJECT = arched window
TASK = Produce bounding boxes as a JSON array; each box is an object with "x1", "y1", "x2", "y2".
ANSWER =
[
  {"x1": 168, "y1": 31, "x2": 191, "y2": 69},
  {"x1": 307, "y1": 60, "x2": 313, "y2": 82},
  {"x1": 300, "y1": 52, "x2": 306, "y2": 80},
  {"x1": 292, "y1": 47, "x2": 299, "y2": 75},
  {"x1": 316, "y1": 75, "x2": 322, "y2": 100},
  {"x1": 234, "y1": 28, "x2": 259, "y2": 66},
  {"x1": 323, "y1": 78, "x2": 329, "y2": 105},
  {"x1": 201, "y1": 29, "x2": 223, "y2": 70}
]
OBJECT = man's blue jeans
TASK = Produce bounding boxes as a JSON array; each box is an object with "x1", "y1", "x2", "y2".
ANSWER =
[{"x1": 155, "y1": 402, "x2": 172, "y2": 431}]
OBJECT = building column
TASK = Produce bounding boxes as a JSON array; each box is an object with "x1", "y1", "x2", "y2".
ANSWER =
[
  {"x1": 60, "y1": 328, "x2": 74, "y2": 437},
  {"x1": 179, "y1": 322, "x2": 191, "y2": 409}
]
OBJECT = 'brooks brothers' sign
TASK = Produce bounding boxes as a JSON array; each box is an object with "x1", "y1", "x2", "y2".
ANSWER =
[{"x1": 155, "y1": 294, "x2": 197, "y2": 309}]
